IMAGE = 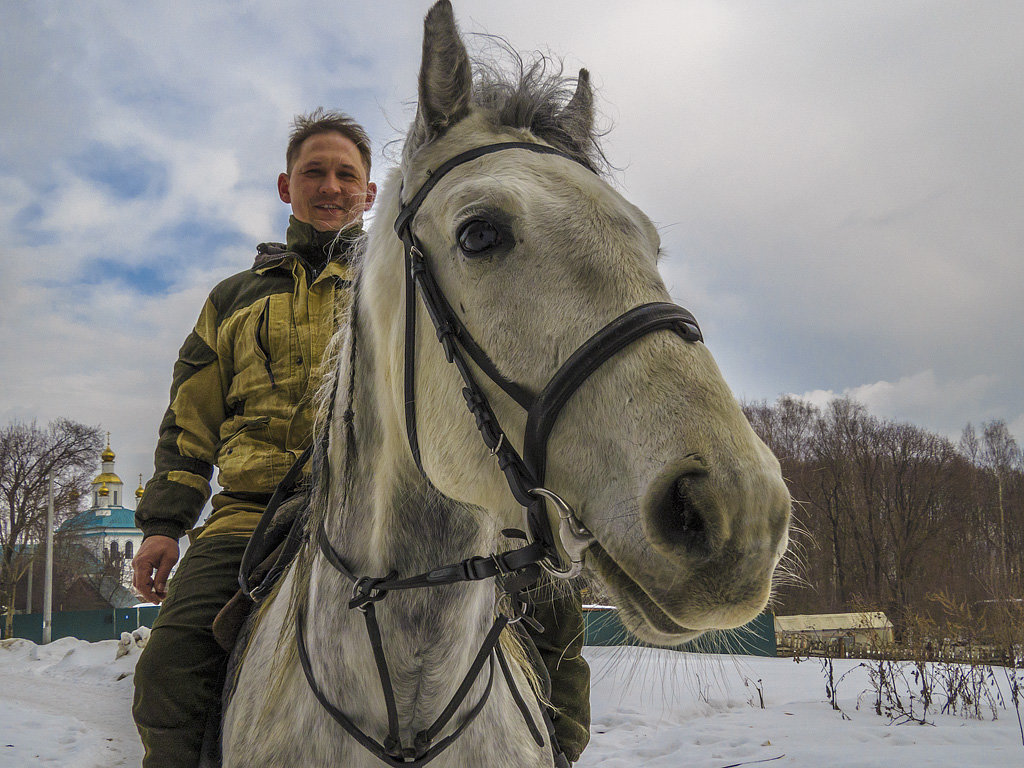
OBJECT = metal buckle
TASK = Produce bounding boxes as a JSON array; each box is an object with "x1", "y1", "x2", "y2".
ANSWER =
[
  {"x1": 490, "y1": 552, "x2": 511, "y2": 575},
  {"x1": 526, "y1": 487, "x2": 594, "y2": 580}
]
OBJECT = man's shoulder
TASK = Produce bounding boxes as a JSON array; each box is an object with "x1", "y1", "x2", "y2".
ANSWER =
[{"x1": 206, "y1": 247, "x2": 296, "y2": 319}]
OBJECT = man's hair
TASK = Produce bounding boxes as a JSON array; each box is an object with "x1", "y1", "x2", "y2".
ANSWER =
[{"x1": 286, "y1": 108, "x2": 372, "y2": 176}]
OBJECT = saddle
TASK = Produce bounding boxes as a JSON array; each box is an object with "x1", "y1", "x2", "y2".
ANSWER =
[{"x1": 211, "y1": 490, "x2": 307, "y2": 651}]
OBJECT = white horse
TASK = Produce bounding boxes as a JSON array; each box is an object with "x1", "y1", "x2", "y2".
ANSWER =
[{"x1": 221, "y1": 2, "x2": 791, "y2": 766}]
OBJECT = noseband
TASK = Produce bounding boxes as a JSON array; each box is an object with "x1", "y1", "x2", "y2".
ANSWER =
[{"x1": 395, "y1": 141, "x2": 704, "y2": 577}]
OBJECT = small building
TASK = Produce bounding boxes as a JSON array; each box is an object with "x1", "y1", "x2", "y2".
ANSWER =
[{"x1": 775, "y1": 612, "x2": 894, "y2": 656}]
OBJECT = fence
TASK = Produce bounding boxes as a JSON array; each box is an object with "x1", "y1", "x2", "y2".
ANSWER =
[
  {"x1": 584, "y1": 607, "x2": 776, "y2": 656},
  {"x1": 2, "y1": 606, "x2": 161, "y2": 644},
  {"x1": 4, "y1": 605, "x2": 776, "y2": 657}
]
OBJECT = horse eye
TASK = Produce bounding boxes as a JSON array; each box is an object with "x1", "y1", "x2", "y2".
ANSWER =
[{"x1": 457, "y1": 219, "x2": 501, "y2": 256}]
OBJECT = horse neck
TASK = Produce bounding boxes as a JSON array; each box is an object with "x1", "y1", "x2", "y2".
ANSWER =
[
  {"x1": 308, "y1": 312, "x2": 504, "y2": 723},
  {"x1": 322, "y1": 297, "x2": 500, "y2": 574}
]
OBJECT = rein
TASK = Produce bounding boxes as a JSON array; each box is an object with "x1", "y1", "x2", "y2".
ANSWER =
[{"x1": 261, "y1": 140, "x2": 705, "y2": 767}]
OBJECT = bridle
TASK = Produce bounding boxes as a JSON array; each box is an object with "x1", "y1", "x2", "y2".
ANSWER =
[
  {"x1": 395, "y1": 141, "x2": 704, "y2": 577},
  {"x1": 288, "y1": 140, "x2": 705, "y2": 767}
]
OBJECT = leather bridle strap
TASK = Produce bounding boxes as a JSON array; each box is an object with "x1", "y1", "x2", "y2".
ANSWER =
[
  {"x1": 315, "y1": 520, "x2": 548, "y2": 599},
  {"x1": 397, "y1": 142, "x2": 592, "y2": 477},
  {"x1": 394, "y1": 142, "x2": 572, "y2": 237},
  {"x1": 296, "y1": 605, "x2": 511, "y2": 768},
  {"x1": 521, "y1": 301, "x2": 702, "y2": 485},
  {"x1": 301, "y1": 519, "x2": 547, "y2": 766}
]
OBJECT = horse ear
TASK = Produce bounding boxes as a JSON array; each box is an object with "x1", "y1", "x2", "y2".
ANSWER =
[
  {"x1": 558, "y1": 69, "x2": 594, "y2": 153},
  {"x1": 411, "y1": 0, "x2": 472, "y2": 151}
]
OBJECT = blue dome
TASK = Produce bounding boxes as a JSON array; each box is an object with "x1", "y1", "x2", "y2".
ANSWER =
[{"x1": 61, "y1": 505, "x2": 140, "y2": 533}]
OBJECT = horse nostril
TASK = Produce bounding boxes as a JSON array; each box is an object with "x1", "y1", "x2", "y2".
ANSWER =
[
  {"x1": 642, "y1": 465, "x2": 715, "y2": 559},
  {"x1": 664, "y1": 477, "x2": 710, "y2": 555},
  {"x1": 671, "y1": 479, "x2": 705, "y2": 541}
]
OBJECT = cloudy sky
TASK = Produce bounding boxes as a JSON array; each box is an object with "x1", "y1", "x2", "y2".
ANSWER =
[{"x1": 2, "y1": 1, "x2": 1022, "y2": 498}]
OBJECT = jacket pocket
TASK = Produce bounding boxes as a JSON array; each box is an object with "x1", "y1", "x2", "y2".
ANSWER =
[
  {"x1": 218, "y1": 416, "x2": 272, "y2": 454},
  {"x1": 217, "y1": 416, "x2": 280, "y2": 493}
]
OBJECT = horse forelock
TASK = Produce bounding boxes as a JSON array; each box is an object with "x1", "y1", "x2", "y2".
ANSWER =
[{"x1": 471, "y1": 44, "x2": 608, "y2": 174}]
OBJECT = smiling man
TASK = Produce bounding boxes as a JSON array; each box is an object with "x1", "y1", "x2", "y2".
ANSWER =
[
  {"x1": 129, "y1": 106, "x2": 589, "y2": 768},
  {"x1": 130, "y1": 109, "x2": 376, "y2": 768},
  {"x1": 279, "y1": 130, "x2": 376, "y2": 232}
]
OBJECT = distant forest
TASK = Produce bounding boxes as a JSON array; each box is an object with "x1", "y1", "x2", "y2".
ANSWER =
[{"x1": 744, "y1": 397, "x2": 1022, "y2": 637}]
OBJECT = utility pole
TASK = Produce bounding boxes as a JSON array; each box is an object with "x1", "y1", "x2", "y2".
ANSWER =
[{"x1": 42, "y1": 473, "x2": 54, "y2": 644}]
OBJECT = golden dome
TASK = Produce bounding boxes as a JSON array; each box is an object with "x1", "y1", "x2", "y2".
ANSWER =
[
  {"x1": 92, "y1": 471, "x2": 123, "y2": 485},
  {"x1": 98, "y1": 483, "x2": 109, "y2": 497},
  {"x1": 136, "y1": 475, "x2": 145, "y2": 499},
  {"x1": 100, "y1": 431, "x2": 115, "y2": 462}
]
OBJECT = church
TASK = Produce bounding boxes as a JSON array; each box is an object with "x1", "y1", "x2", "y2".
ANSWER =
[{"x1": 59, "y1": 435, "x2": 146, "y2": 608}]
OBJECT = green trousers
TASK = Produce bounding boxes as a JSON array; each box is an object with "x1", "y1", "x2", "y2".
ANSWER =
[
  {"x1": 133, "y1": 534, "x2": 248, "y2": 768},
  {"x1": 529, "y1": 581, "x2": 592, "y2": 763},
  {"x1": 132, "y1": 534, "x2": 590, "y2": 766}
]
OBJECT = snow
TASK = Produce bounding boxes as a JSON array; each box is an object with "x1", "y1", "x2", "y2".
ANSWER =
[
  {"x1": 0, "y1": 637, "x2": 140, "y2": 767},
  {"x1": 1, "y1": 637, "x2": 1021, "y2": 767}
]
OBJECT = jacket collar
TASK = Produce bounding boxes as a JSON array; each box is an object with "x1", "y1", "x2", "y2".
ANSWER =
[{"x1": 253, "y1": 217, "x2": 363, "y2": 272}]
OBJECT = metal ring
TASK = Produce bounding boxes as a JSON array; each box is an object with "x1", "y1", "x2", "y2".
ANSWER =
[{"x1": 351, "y1": 577, "x2": 381, "y2": 613}]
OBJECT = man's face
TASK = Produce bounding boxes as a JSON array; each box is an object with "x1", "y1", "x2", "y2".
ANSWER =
[{"x1": 278, "y1": 132, "x2": 376, "y2": 232}]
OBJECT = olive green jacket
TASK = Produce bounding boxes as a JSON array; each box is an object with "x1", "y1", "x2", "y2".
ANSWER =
[{"x1": 136, "y1": 218, "x2": 361, "y2": 541}]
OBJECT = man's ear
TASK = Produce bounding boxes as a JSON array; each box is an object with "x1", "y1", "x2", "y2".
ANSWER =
[
  {"x1": 363, "y1": 182, "x2": 378, "y2": 212},
  {"x1": 278, "y1": 172, "x2": 292, "y2": 204}
]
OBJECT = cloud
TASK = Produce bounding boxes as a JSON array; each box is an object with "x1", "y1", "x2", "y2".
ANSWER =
[
  {"x1": 68, "y1": 143, "x2": 169, "y2": 201},
  {"x1": 793, "y1": 369, "x2": 1021, "y2": 442},
  {"x1": 1, "y1": 0, "x2": 1022, "y2": 501}
]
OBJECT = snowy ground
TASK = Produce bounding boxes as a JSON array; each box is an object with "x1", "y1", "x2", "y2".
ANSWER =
[{"x1": 1, "y1": 636, "x2": 1021, "y2": 767}]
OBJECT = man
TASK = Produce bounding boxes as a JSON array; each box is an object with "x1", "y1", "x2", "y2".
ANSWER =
[
  {"x1": 131, "y1": 108, "x2": 377, "y2": 768},
  {"x1": 132, "y1": 109, "x2": 589, "y2": 767}
]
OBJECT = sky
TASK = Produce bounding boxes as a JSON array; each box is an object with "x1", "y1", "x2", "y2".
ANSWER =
[{"x1": 2, "y1": 0, "x2": 1022, "y2": 500}]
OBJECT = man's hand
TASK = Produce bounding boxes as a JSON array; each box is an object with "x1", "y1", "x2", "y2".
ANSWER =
[{"x1": 132, "y1": 535, "x2": 180, "y2": 603}]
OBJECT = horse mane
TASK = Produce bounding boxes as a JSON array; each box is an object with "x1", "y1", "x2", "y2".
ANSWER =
[
  {"x1": 471, "y1": 41, "x2": 610, "y2": 175},
  {"x1": 234, "y1": 236, "x2": 368, "y2": 721}
]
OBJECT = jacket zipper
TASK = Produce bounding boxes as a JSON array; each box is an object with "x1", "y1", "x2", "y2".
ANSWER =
[{"x1": 254, "y1": 300, "x2": 277, "y2": 389}]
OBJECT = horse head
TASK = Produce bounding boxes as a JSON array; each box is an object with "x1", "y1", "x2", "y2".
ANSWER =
[{"x1": 359, "y1": 0, "x2": 790, "y2": 647}]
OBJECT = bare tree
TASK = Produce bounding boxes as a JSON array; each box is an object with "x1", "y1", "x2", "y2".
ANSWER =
[
  {"x1": 979, "y1": 420, "x2": 1022, "y2": 586},
  {"x1": 0, "y1": 419, "x2": 103, "y2": 635},
  {"x1": 745, "y1": 398, "x2": 1022, "y2": 636}
]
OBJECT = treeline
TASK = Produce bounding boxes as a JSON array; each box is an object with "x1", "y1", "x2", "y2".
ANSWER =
[{"x1": 744, "y1": 397, "x2": 1023, "y2": 637}]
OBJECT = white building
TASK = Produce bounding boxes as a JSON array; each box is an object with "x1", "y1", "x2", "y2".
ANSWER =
[{"x1": 775, "y1": 612, "x2": 895, "y2": 655}]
